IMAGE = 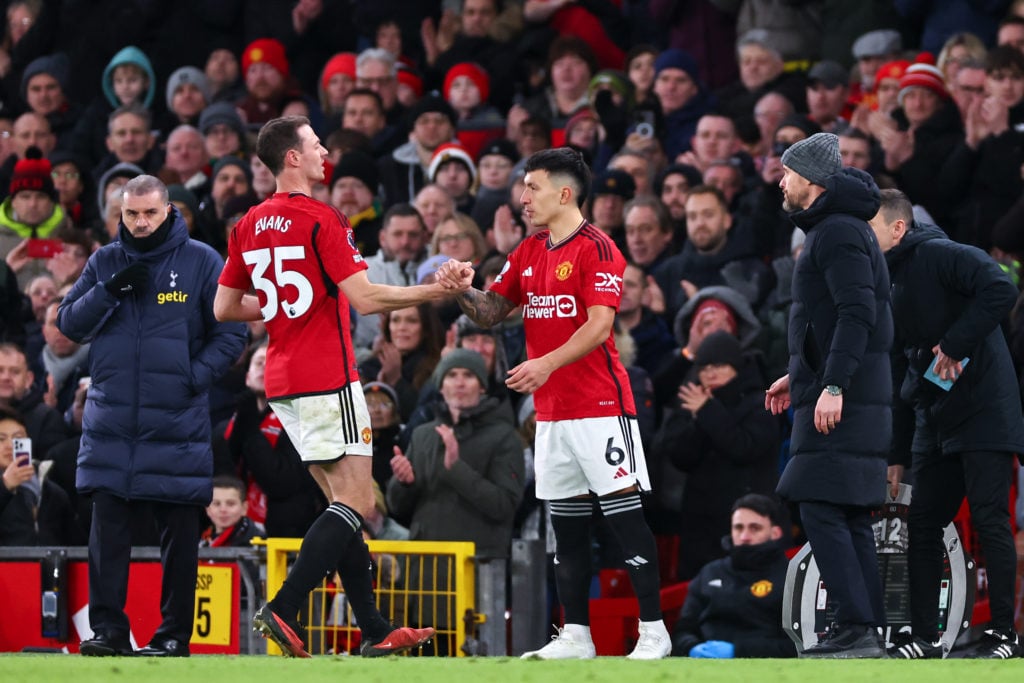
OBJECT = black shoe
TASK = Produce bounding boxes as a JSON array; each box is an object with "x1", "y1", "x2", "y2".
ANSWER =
[
  {"x1": 800, "y1": 624, "x2": 884, "y2": 659},
  {"x1": 887, "y1": 632, "x2": 944, "y2": 659},
  {"x1": 253, "y1": 603, "x2": 311, "y2": 658},
  {"x1": 968, "y1": 629, "x2": 1021, "y2": 659},
  {"x1": 80, "y1": 633, "x2": 135, "y2": 657},
  {"x1": 136, "y1": 637, "x2": 190, "y2": 657}
]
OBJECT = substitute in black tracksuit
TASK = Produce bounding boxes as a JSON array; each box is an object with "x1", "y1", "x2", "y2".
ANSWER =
[
  {"x1": 871, "y1": 189, "x2": 1024, "y2": 659},
  {"x1": 671, "y1": 493, "x2": 797, "y2": 658}
]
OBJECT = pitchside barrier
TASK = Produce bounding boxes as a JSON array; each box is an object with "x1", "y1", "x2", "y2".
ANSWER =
[
  {"x1": 0, "y1": 546, "x2": 263, "y2": 653},
  {"x1": 262, "y1": 538, "x2": 486, "y2": 656}
]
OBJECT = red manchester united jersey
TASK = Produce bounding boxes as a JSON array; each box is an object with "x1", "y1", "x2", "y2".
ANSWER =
[
  {"x1": 219, "y1": 192, "x2": 367, "y2": 400},
  {"x1": 489, "y1": 221, "x2": 635, "y2": 421}
]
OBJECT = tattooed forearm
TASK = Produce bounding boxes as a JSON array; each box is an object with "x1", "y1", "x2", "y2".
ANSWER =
[{"x1": 456, "y1": 289, "x2": 514, "y2": 327}]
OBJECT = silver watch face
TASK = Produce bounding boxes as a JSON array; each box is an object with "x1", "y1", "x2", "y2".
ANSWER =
[{"x1": 826, "y1": 385, "x2": 842, "y2": 396}]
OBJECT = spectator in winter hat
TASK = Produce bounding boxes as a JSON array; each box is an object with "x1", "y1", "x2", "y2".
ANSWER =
[
  {"x1": 589, "y1": 168, "x2": 635, "y2": 246},
  {"x1": 0, "y1": 147, "x2": 67, "y2": 287},
  {"x1": 331, "y1": 150, "x2": 383, "y2": 256},
  {"x1": 871, "y1": 60, "x2": 910, "y2": 114},
  {"x1": 199, "y1": 102, "x2": 246, "y2": 162},
  {"x1": 238, "y1": 38, "x2": 297, "y2": 126},
  {"x1": 396, "y1": 64, "x2": 424, "y2": 109},
  {"x1": 444, "y1": 62, "x2": 502, "y2": 128},
  {"x1": 164, "y1": 66, "x2": 211, "y2": 134},
  {"x1": 22, "y1": 53, "x2": 80, "y2": 151},
  {"x1": 851, "y1": 29, "x2": 903, "y2": 94},
  {"x1": 470, "y1": 138, "x2": 518, "y2": 230},
  {"x1": 319, "y1": 52, "x2": 358, "y2": 121},
  {"x1": 429, "y1": 143, "x2": 477, "y2": 215}
]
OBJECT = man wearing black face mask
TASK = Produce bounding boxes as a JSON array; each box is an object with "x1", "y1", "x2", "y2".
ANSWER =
[
  {"x1": 57, "y1": 174, "x2": 246, "y2": 658},
  {"x1": 670, "y1": 494, "x2": 797, "y2": 658}
]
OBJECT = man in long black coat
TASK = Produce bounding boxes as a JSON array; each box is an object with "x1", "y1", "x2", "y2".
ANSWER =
[
  {"x1": 870, "y1": 189, "x2": 1024, "y2": 660},
  {"x1": 766, "y1": 133, "x2": 891, "y2": 658}
]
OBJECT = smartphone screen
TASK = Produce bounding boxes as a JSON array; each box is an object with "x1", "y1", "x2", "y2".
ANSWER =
[{"x1": 26, "y1": 239, "x2": 63, "y2": 259}]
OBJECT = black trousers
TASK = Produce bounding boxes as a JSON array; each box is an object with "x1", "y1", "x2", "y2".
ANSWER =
[
  {"x1": 88, "y1": 492, "x2": 201, "y2": 644},
  {"x1": 800, "y1": 501, "x2": 885, "y2": 627},
  {"x1": 909, "y1": 449, "x2": 1016, "y2": 638}
]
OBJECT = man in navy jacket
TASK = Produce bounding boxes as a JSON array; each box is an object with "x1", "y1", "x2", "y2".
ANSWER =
[{"x1": 58, "y1": 175, "x2": 246, "y2": 657}]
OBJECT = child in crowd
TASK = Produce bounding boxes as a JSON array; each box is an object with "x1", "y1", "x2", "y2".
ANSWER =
[{"x1": 200, "y1": 474, "x2": 264, "y2": 547}]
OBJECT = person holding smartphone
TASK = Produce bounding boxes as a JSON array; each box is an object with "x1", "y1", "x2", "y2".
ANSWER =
[
  {"x1": 0, "y1": 147, "x2": 67, "y2": 289},
  {"x1": 0, "y1": 405, "x2": 82, "y2": 546}
]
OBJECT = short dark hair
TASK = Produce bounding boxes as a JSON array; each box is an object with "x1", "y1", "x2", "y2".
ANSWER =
[
  {"x1": 524, "y1": 147, "x2": 592, "y2": 207},
  {"x1": 382, "y1": 202, "x2": 426, "y2": 233},
  {"x1": 212, "y1": 474, "x2": 246, "y2": 499},
  {"x1": 256, "y1": 116, "x2": 310, "y2": 176},
  {"x1": 732, "y1": 493, "x2": 783, "y2": 526},
  {"x1": 0, "y1": 404, "x2": 25, "y2": 428},
  {"x1": 344, "y1": 87, "x2": 384, "y2": 115},
  {"x1": 686, "y1": 183, "x2": 729, "y2": 212},
  {"x1": 325, "y1": 128, "x2": 372, "y2": 156},
  {"x1": 985, "y1": 45, "x2": 1024, "y2": 76},
  {"x1": 877, "y1": 188, "x2": 913, "y2": 225},
  {"x1": 839, "y1": 127, "x2": 871, "y2": 143}
]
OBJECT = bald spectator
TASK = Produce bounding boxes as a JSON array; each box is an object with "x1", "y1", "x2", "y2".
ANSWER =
[
  {"x1": 413, "y1": 182, "x2": 455, "y2": 237},
  {"x1": 160, "y1": 126, "x2": 209, "y2": 195}
]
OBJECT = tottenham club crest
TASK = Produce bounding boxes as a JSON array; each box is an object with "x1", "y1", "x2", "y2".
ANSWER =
[
  {"x1": 554, "y1": 261, "x2": 573, "y2": 281},
  {"x1": 169, "y1": 270, "x2": 178, "y2": 288}
]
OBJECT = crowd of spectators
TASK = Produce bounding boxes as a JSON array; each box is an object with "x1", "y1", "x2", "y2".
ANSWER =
[{"x1": 3, "y1": 0, "x2": 1024, "y2": 653}]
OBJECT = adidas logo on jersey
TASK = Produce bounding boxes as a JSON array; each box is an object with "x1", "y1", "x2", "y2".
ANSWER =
[
  {"x1": 522, "y1": 266, "x2": 533, "y2": 277},
  {"x1": 612, "y1": 466, "x2": 629, "y2": 479}
]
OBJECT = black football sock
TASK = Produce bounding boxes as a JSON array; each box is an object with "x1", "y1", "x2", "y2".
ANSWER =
[
  {"x1": 336, "y1": 519, "x2": 392, "y2": 640},
  {"x1": 599, "y1": 491, "x2": 662, "y2": 622},
  {"x1": 549, "y1": 498, "x2": 595, "y2": 626},
  {"x1": 270, "y1": 502, "x2": 359, "y2": 618}
]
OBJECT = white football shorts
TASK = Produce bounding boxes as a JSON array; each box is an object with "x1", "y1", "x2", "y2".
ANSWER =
[
  {"x1": 533, "y1": 415, "x2": 650, "y2": 499},
  {"x1": 270, "y1": 382, "x2": 373, "y2": 463}
]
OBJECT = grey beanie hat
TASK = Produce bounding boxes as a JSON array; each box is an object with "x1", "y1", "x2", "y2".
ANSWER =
[
  {"x1": 433, "y1": 348, "x2": 488, "y2": 389},
  {"x1": 781, "y1": 132, "x2": 841, "y2": 187},
  {"x1": 166, "y1": 66, "x2": 211, "y2": 107}
]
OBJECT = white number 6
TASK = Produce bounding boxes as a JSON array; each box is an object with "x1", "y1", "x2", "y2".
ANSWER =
[{"x1": 242, "y1": 246, "x2": 314, "y2": 321}]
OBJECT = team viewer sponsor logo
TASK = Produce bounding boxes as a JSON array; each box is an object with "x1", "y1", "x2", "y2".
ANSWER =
[
  {"x1": 523, "y1": 292, "x2": 577, "y2": 318},
  {"x1": 594, "y1": 272, "x2": 622, "y2": 294}
]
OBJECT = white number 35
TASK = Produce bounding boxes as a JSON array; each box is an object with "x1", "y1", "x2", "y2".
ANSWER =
[{"x1": 242, "y1": 246, "x2": 314, "y2": 321}]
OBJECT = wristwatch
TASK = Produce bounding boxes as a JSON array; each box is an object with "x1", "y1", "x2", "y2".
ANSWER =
[{"x1": 824, "y1": 385, "x2": 843, "y2": 396}]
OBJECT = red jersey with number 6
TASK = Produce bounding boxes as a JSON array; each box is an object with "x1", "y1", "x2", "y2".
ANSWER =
[
  {"x1": 488, "y1": 221, "x2": 635, "y2": 421},
  {"x1": 219, "y1": 192, "x2": 367, "y2": 400}
]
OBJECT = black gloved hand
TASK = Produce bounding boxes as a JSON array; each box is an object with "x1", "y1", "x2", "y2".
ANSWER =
[{"x1": 104, "y1": 261, "x2": 149, "y2": 298}]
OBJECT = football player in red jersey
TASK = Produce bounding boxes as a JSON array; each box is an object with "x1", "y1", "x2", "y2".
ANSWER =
[
  {"x1": 438, "y1": 147, "x2": 671, "y2": 659},
  {"x1": 214, "y1": 116, "x2": 468, "y2": 657}
]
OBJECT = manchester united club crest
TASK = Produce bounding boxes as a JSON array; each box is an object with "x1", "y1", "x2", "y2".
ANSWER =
[
  {"x1": 555, "y1": 261, "x2": 573, "y2": 281},
  {"x1": 750, "y1": 580, "x2": 773, "y2": 598},
  {"x1": 361, "y1": 427, "x2": 372, "y2": 444}
]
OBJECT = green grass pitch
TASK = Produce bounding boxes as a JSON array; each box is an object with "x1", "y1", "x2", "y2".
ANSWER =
[{"x1": 0, "y1": 655, "x2": 1022, "y2": 683}]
